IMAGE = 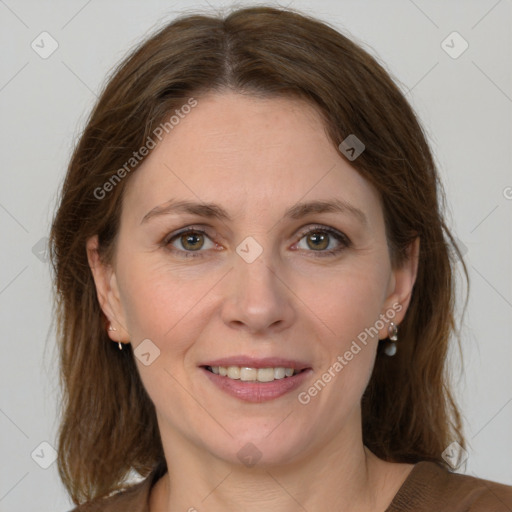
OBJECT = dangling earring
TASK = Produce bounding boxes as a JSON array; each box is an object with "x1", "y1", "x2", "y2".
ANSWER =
[
  {"x1": 383, "y1": 322, "x2": 398, "y2": 356},
  {"x1": 108, "y1": 324, "x2": 123, "y2": 350}
]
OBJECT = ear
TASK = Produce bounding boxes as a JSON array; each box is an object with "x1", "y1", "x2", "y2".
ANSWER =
[
  {"x1": 378, "y1": 237, "x2": 420, "y2": 339},
  {"x1": 86, "y1": 235, "x2": 130, "y2": 343}
]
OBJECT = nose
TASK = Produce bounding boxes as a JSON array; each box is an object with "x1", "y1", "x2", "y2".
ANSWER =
[{"x1": 220, "y1": 252, "x2": 296, "y2": 336}]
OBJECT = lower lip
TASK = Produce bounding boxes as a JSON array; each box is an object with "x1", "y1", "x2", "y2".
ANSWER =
[{"x1": 200, "y1": 367, "x2": 312, "y2": 403}]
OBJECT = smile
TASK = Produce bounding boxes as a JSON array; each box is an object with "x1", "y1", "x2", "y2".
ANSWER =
[
  {"x1": 206, "y1": 365, "x2": 302, "y2": 382},
  {"x1": 200, "y1": 360, "x2": 312, "y2": 402}
]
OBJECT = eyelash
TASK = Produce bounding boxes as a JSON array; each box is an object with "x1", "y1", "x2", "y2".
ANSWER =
[{"x1": 162, "y1": 224, "x2": 351, "y2": 259}]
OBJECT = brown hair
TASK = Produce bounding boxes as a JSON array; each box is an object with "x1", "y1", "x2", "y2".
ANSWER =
[{"x1": 49, "y1": 5, "x2": 468, "y2": 505}]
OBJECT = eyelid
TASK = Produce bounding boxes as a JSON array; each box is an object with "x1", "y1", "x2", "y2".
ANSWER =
[
  {"x1": 292, "y1": 224, "x2": 352, "y2": 256},
  {"x1": 163, "y1": 225, "x2": 216, "y2": 245},
  {"x1": 295, "y1": 224, "x2": 351, "y2": 245}
]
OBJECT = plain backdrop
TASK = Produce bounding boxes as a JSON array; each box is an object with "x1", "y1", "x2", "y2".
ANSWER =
[{"x1": 0, "y1": 0, "x2": 511, "y2": 510}]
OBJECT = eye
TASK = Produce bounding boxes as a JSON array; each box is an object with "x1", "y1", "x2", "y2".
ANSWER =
[
  {"x1": 163, "y1": 225, "x2": 350, "y2": 259},
  {"x1": 165, "y1": 228, "x2": 217, "y2": 257},
  {"x1": 294, "y1": 226, "x2": 351, "y2": 256}
]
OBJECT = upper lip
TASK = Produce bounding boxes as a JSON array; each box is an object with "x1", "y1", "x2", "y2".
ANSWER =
[{"x1": 200, "y1": 356, "x2": 311, "y2": 371}]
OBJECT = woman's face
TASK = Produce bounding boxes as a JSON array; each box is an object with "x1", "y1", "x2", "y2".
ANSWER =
[{"x1": 88, "y1": 92, "x2": 417, "y2": 467}]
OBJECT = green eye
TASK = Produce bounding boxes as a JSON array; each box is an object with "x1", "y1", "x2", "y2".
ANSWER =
[
  {"x1": 166, "y1": 228, "x2": 215, "y2": 257},
  {"x1": 179, "y1": 232, "x2": 206, "y2": 251},
  {"x1": 295, "y1": 226, "x2": 351, "y2": 256},
  {"x1": 164, "y1": 225, "x2": 351, "y2": 259}
]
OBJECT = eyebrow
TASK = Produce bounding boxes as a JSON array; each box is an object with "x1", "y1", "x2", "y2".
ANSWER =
[{"x1": 140, "y1": 198, "x2": 367, "y2": 226}]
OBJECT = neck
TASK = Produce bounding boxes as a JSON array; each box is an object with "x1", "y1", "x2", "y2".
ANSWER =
[{"x1": 152, "y1": 414, "x2": 385, "y2": 512}]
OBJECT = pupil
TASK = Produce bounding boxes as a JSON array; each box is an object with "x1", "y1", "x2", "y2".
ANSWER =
[
  {"x1": 183, "y1": 233, "x2": 203, "y2": 250},
  {"x1": 308, "y1": 232, "x2": 328, "y2": 250}
]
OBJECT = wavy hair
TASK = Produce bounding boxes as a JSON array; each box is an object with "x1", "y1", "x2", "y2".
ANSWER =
[{"x1": 49, "y1": 5, "x2": 468, "y2": 505}]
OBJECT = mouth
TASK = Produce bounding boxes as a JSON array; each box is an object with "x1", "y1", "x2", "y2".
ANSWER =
[
  {"x1": 199, "y1": 358, "x2": 312, "y2": 403},
  {"x1": 203, "y1": 365, "x2": 307, "y2": 382}
]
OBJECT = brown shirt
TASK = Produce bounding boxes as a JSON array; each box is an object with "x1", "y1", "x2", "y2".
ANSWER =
[{"x1": 71, "y1": 461, "x2": 512, "y2": 511}]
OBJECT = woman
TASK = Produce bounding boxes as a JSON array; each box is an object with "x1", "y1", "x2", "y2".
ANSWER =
[{"x1": 49, "y1": 6, "x2": 512, "y2": 511}]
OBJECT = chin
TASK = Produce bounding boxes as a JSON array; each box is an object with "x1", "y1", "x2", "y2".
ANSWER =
[{"x1": 201, "y1": 422, "x2": 313, "y2": 469}]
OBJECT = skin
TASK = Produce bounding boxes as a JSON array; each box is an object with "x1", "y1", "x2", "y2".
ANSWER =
[{"x1": 87, "y1": 92, "x2": 420, "y2": 511}]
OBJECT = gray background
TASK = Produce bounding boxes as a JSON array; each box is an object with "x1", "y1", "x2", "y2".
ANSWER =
[{"x1": 0, "y1": 0, "x2": 511, "y2": 510}]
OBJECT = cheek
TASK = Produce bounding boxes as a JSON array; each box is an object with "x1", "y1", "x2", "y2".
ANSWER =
[
  {"x1": 295, "y1": 262, "x2": 387, "y2": 401},
  {"x1": 301, "y1": 262, "x2": 389, "y2": 344},
  {"x1": 116, "y1": 255, "x2": 217, "y2": 347},
  {"x1": 297, "y1": 272, "x2": 382, "y2": 426}
]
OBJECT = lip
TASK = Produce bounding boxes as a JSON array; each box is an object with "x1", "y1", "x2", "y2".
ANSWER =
[
  {"x1": 200, "y1": 356, "x2": 311, "y2": 371},
  {"x1": 201, "y1": 367, "x2": 312, "y2": 403}
]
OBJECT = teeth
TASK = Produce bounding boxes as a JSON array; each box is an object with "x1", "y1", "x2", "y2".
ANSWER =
[
  {"x1": 209, "y1": 366, "x2": 299, "y2": 382},
  {"x1": 274, "y1": 367, "x2": 285, "y2": 379},
  {"x1": 256, "y1": 368, "x2": 274, "y2": 382},
  {"x1": 240, "y1": 367, "x2": 258, "y2": 381},
  {"x1": 227, "y1": 366, "x2": 240, "y2": 379}
]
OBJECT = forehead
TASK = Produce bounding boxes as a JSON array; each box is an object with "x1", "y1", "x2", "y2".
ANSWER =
[{"x1": 121, "y1": 92, "x2": 382, "y2": 227}]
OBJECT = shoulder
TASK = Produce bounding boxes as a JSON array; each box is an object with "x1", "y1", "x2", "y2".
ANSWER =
[
  {"x1": 388, "y1": 461, "x2": 512, "y2": 512},
  {"x1": 68, "y1": 476, "x2": 153, "y2": 512}
]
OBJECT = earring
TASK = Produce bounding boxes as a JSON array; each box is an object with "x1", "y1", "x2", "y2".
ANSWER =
[
  {"x1": 383, "y1": 322, "x2": 398, "y2": 356},
  {"x1": 108, "y1": 324, "x2": 123, "y2": 351}
]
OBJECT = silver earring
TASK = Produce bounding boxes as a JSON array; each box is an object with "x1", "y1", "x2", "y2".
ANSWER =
[
  {"x1": 108, "y1": 325, "x2": 123, "y2": 351},
  {"x1": 384, "y1": 322, "x2": 398, "y2": 356}
]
